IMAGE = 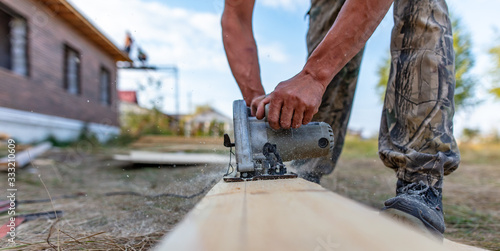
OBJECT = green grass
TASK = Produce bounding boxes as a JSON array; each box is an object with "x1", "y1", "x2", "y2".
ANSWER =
[
  {"x1": 1, "y1": 136, "x2": 498, "y2": 250},
  {"x1": 459, "y1": 142, "x2": 500, "y2": 164},
  {"x1": 323, "y1": 136, "x2": 500, "y2": 250},
  {"x1": 340, "y1": 135, "x2": 379, "y2": 159}
]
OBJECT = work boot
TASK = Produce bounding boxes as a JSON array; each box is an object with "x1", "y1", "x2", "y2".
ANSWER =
[
  {"x1": 381, "y1": 180, "x2": 445, "y2": 240},
  {"x1": 300, "y1": 172, "x2": 322, "y2": 184}
]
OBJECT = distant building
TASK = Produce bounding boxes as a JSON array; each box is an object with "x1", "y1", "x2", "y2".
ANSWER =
[
  {"x1": 0, "y1": 0, "x2": 132, "y2": 143},
  {"x1": 118, "y1": 90, "x2": 147, "y2": 116},
  {"x1": 183, "y1": 106, "x2": 232, "y2": 137},
  {"x1": 118, "y1": 90, "x2": 138, "y2": 104},
  {"x1": 118, "y1": 90, "x2": 148, "y2": 127}
]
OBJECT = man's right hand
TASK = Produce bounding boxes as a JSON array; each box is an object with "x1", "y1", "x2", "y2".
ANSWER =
[
  {"x1": 250, "y1": 69, "x2": 326, "y2": 130},
  {"x1": 250, "y1": 94, "x2": 268, "y2": 118}
]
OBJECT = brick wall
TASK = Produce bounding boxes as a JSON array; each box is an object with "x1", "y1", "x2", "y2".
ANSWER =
[{"x1": 0, "y1": 0, "x2": 119, "y2": 126}]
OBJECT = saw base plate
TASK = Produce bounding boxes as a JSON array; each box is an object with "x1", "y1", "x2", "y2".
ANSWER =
[{"x1": 223, "y1": 172, "x2": 298, "y2": 182}]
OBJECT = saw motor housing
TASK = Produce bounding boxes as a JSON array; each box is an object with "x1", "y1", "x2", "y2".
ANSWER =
[{"x1": 224, "y1": 100, "x2": 334, "y2": 182}]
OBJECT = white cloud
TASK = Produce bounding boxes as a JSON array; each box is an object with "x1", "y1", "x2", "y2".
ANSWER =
[
  {"x1": 67, "y1": 0, "x2": 244, "y2": 116},
  {"x1": 67, "y1": 0, "x2": 303, "y2": 116},
  {"x1": 258, "y1": 0, "x2": 309, "y2": 12},
  {"x1": 69, "y1": 0, "x2": 227, "y2": 71}
]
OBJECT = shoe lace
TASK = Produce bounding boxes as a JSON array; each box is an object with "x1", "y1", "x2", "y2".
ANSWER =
[{"x1": 398, "y1": 181, "x2": 441, "y2": 206}]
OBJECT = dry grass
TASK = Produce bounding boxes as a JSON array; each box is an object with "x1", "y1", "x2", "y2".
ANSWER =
[
  {"x1": 321, "y1": 137, "x2": 500, "y2": 250},
  {"x1": 0, "y1": 136, "x2": 499, "y2": 250},
  {"x1": 0, "y1": 144, "x2": 226, "y2": 250}
]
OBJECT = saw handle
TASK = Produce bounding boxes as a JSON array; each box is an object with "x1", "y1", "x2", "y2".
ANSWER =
[{"x1": 264, "y1": 104, "x2": 270, "y2": 122}]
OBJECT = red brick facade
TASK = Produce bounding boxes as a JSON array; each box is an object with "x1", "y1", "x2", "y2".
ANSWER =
[{"x1": 0, "y1": 0, "x2": 121, "y2": 126}]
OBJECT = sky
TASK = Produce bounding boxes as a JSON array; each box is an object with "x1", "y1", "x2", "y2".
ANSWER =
[{"x1": 68, "y1": 0, "x2": 500, "y2": 138}]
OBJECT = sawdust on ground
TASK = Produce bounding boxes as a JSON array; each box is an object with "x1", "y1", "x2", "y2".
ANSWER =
[{"x1": 0, "y1": 140, "x2": 498, "y2": 250}]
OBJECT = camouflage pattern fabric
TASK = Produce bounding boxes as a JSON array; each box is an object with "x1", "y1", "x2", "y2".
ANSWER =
[
  {"x1": 294, "y1": 0, "x2": 363, "y2": 177},
  {"x1": 296, "y1": 0, "x2": 460, "y2": 188},
  {"x1": 379, "y1": 0, "x2": 460, "y2": 188}
]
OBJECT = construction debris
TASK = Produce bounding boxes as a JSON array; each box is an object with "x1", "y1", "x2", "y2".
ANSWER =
[
  {"x1": 0, "y1": 142, "x2": 52, "y2": 171},
  {"x1": 0, "y1": 211, "x2": 63, "y2": 239}
]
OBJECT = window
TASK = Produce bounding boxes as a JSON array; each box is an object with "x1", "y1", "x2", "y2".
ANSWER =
[
  {"x1": 0, "y1": 4, "x2": 28, "y2": 76},
  {"x1": 99, "y1": 67, "x2": 111, "y2": 105},
  {"x1": 64, "y1": 45, "x2": 80, "y2": 95}
]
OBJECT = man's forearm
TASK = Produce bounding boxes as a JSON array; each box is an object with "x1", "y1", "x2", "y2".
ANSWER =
[
  {"x1": 303, "y1": 0, "x2": 394, "y2": 88},
  {"x1": 222, "y1": 0, "x2": 265, "y2": 105}
]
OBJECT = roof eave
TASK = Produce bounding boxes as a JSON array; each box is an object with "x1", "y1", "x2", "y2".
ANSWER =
[{"x1": 37, "y1": 0, "x2": 133, "y2": 62}]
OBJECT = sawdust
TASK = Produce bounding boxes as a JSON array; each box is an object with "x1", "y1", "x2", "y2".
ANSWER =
[
  {"x1": 0, "y1": 139, "x2": 498, "y2": 250},
  {"x1": 0, "y1": 146, "x2": 226, "y2": 250}
]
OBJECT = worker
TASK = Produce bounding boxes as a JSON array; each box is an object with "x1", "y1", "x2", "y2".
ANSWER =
[
  {"x1": 124, "y1": 31, "x2": 133, "y2": 55},
  {"x1": 221, "y1": 0, "x2": 459, "y2": 239}
]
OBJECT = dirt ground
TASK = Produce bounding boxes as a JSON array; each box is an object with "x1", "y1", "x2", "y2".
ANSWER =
[
  {"x1": 0, "y1": 137, "x2": 499, "y2": 250},
  {"x1": 0, "y1": 144, "x2": 226, "y2": 250}
]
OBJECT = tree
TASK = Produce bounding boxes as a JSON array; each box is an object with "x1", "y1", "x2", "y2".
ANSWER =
[
  {"x1": 137, "y1": 76, "x2": 164, "y2": 110},
  {"x1": 452, "y1": 17, "x2": 477, "y2": 109},
  {"x1": 488, "y1": 41, "x2": 500, "y2": 99},
  {"x1": 122, "y1": 107, "x2": 173, "y2": 136},
  {"x1": 375, "y1": 15, "x2": 478, "y2": 111},
  {"x1": 121, "y1": 75, "x2": 176, "y2": 136},
  {"x1": 375, "y1": 56, "x2": 391, "y2": 103},
  {"x1": 461, "y1": 127, "x2": 480, "y2": 143}
]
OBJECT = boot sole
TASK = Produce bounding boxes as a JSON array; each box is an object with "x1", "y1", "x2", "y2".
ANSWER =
[{"x1": 380, "y1": 208, "x2": 443, "y2": 241}]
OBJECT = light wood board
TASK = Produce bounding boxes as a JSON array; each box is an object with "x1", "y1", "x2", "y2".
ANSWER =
[
  {"x1": 0, "y1": 142, "x2": 52, "y2": 171},
  {"x1": 113, "y1": 151, "x2": 229, "y2": 165},
  {"x1": 156, "y1": 178, "x2": 486, "y2": 251}
]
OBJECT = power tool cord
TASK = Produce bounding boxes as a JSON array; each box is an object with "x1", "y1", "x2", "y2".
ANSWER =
[
  {"x1": 224, "y1": 146, "x2": 235, "y2": 177},
  {"x1": 13, "y1": 179, "x2": 219, "y2": 205}
]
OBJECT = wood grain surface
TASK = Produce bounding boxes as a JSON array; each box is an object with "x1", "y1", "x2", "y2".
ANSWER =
[{"x1": 156, "y1": 178, "x2": 486, "y2": 251}]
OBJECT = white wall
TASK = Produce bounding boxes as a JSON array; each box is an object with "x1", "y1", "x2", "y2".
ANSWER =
[{"x1": 0, "y1": 107, "x2": 119, "y2": 143}]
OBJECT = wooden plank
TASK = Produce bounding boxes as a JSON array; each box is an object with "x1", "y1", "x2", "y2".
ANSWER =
[
  {"x1": 155, "y1": 178, "x2": 485, "y2": 251},
  {"x1": 113, "y1": 151, "x2": 228, "y2": 165},
  {"x1": 132, "y1": 136, "x2": 224, "y2": 146},
  {"x1": 0, "y1": 142, "x2": 52, "y2": 171}
]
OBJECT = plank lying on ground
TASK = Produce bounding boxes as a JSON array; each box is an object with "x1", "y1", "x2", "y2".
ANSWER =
[
  {"x1": 131, "y1": 136, "x2": 224, "y2": 146},
  {"x1": 130, "y1": 144, "x2": 227, "y2": 152},
  {"x1": 156, "y1": 178, "x2": 486, "y2": 251},
  {"x1": 113, "y1": 151, "x2": 228, "y2": 165},
  {"x1": 0, "y1": 142, "x2": 52, "y2": 171}
]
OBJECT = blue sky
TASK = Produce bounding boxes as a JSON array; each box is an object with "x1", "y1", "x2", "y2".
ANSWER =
[{"x1": 69, "y1": 0, "x2": 500, "y2": 138}]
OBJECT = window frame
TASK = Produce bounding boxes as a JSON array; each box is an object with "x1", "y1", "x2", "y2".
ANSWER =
[
  {"x1": 0, "y1": 2, "x2": 29, "y2": 77},
  {"x1": 99, "y1": 66, "x2": 112, "y2": 106},
  {"x1": 63, "y1": 44, "x2": 81, "y2": 95}
]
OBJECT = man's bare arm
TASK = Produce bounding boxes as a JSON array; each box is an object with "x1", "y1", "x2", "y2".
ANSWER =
[
  {"x1": 221, "y1": 0, "x2": 265, "y2": 106},
  {"x1": 258, "y1": 0, "x2": 394, "y2": 129}
]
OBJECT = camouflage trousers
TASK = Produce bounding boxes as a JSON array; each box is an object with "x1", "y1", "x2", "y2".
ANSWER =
[{"x1": 296, "y1": 0, "x2": 460, "y2": 188}]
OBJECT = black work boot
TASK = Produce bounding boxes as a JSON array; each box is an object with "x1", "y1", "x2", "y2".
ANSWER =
[
  {"x1": 381, "y1": 180, "x2": 445, "y2": 240},
  {"x1": 300, "y1": 172, "x2": 322, "y2": 184}
]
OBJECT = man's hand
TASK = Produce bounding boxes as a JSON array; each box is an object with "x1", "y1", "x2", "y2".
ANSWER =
[
  {"x1": 252, "y1": 71, "x2": 326, "y2": 130},
  {"x1": 250, "y1": 94, "x2": 268, "y2": 118},
  {"x1": 224, "y1": 0, "x2": 393, "y2": 130}
]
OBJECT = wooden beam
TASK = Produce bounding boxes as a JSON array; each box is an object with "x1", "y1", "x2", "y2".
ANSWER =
[{"x1": 156, "y1": 178, "x2": 485, "y2": 251}]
